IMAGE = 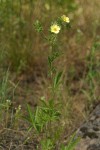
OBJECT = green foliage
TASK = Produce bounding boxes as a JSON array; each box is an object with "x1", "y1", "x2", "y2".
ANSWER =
[
  {"x1": 24, "y1": 14, "x2": 80, "y2": 149},
  {"x1": 81, "y1": 39, "x2": 100, "y2": 106},
  {"x1": 53, "y1": 71, "x2": 62, "y2": 90},
  {"x1": 25, "y1": 99, "x2": 60, "y2": 133},
  {"x1": 61, "y1": 133, "x2": 80, "y2": 150},
  {"x1": 34, "y1": 20, "x2": 43, "y2": 33},
  {"x1": 40, "y1": 138, "x2": 54, "y2": 150},
  {"x1": 0, "y1": 70, "x2": 9, "y2": 102}
]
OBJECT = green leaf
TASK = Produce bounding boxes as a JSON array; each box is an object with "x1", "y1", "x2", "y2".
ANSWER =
[
  {"x1": 34, "y1": 20, "x2": 43, "y2": 33},
  {"x1": 65, "y1": 133, "x2": 80, "y2": 150},
  {"x1": 26, "y1": 104, "x2": 34, "y2": 125},
  {"x1": 26, "y1": 104, "x2": 39, "y2": 132},
  {"x1": 53, "y1": 71, "x2": 62, "y2": 89}
]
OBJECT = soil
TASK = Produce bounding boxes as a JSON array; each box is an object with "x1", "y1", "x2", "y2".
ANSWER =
[
  {"x1": 0, "y1": 66, "x2": 99, "y2": 150},
  {"x1": 76, "y1": 104, "x2": 100, "y2": 150}
]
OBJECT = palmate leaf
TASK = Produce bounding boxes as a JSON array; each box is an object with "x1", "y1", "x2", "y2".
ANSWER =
[
  {"x1": 53, "y1": 71, "x2": 62, "y2": 89},
  {"x1": 34, "y1": 20, "x2": 43, "y2": 33},
  {"x1": 40, "y1": 99, "x2": 61, "y2": 122},
  {"x1": 26, "y1": 104, "x2": 34, "y2": 125},
  {"x1": 48, "y1": 51, "x2": 61, "y2": 68},
  {"x1": 48, "y1": 56, "x2": 52, "y2": 68},
  {"x1": 25, "y1": 104, "x2": 43, "y2": 133}
]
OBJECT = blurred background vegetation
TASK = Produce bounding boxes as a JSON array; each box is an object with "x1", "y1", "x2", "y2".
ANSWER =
[{"x1": 0, "y1": 0, "x2": 99, "y2": 73}]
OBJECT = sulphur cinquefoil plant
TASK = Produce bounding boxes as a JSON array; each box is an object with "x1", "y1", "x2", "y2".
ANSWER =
[{"x1": 25, "y1": 15, "x2": 80, "y2": 150}]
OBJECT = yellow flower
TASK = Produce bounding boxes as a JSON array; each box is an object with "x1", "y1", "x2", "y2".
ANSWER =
[
  {"x1": 50, "y1": 24, "x2": 61, "y2": 34},
  {"x1": 61, "y1": 15, "x2": 70, "y2": 23}
]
